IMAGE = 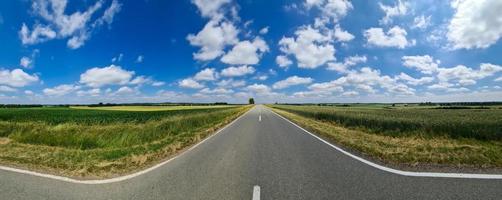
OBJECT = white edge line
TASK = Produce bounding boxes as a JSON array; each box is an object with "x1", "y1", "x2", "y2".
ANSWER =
[
  {"x1": 252, "y1": 185, "x2": 260, "y2": 200},
  {"x1": 0, "y1": 107, "x2": 255, "y2": 185},
  {"x1": 268, "y1": 108, "x2": 502, "y2": 180}
]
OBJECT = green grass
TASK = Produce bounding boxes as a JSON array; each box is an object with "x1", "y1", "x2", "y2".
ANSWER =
[
  {"x1": 269, "y1": 105, "x2": 502, "y2": 169},
  {"x1": 70, "y1": 105, "x2": 234, "y2": 111},
  {"x1": 0, "y1": 105, "x2": 251, "y2": 178},
  {"x1": 269, "y1": 105, "x2": 502, "y2": 140}
]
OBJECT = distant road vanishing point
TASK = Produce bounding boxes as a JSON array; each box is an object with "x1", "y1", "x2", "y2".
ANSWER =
[{"x1": 1, "y1": 105, "x2": 501, "y2": 200}]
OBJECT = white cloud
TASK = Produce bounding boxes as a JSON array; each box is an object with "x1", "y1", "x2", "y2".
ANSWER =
[
  {"x1": 220, "y1": 65, "x2": 255, "y2": 77},
  {"x1": 0, "y1": 69, "x2": 39, "y2": 87},
  {"x1": 43, "y1": 84, "x2": 80, "y2": 96},
  {"x1": 334, "y1": 24, "x2": 354, "y2": 42},
  {"x1": 305, "y1": 0, "x2": 353, "y2": 23},
  {"x1": 279, "y1": 25, "x2": 335, "y2": 68},
  {"x1": 152, "y1": 81, "x2": 165, "y2": 87},
  {"x1": 20, "y1": 57, "x2": 33, "y2": 68},
  {"x1": 402, "y1": 55, "x2": 440, "y2": 74},
  {"x1": 273, "y1": 76, "x2": 313, "y2": 89},
  {"x1": 199, "y1": 87, "x2": 234, "y2": 94},
  {"x1": 136, "y1": 55, "x2": 144, "y2": 63},
  {"x1": 221, "y1": 37, "x2": 269, "y2": 65},
  {"x1": 309, "y1": 67, "x2": 415, "y2": 96},
  {"x1": 194, "y1": 68, "x2": 218, "y2": 81},
  {"x1": 246, "y1": 83, "x2": 272, "y2": 94},
  {"x1": 364, "y1": 26, "x2": 415, "y2": 49},
  {"x1": 379, "y1": 0, "x2": 408, "y2": 25},
  {"x1": 179, "y1": 78, "x2": 204, "y2": 89},
  {"x1": 79, "y1": 65, "x2": 134, "y2": 88},
  {"x1": 20, "y1": 0, "x2": 121, "y2": 49},
  {"x1": 276, "y1": 55, "x2": 293, "y2": 68},
  {"x1": 327, "y1": 55, "x2": 367, "y2": 73},
  {"x1": 447, "y1": 0, "x2": 502, "y2": 49},
  {"x1": 412, "y1": 15, "x2": 431, "y2": 30},
  {"x1": 192, "y1": 0, "x2": 231, "y2": 19},
  {"x1": 19, "y1": 23, "x2": 57, "y2": 45},
  {"x1": 342, "y1": 91, "x2": 359, "y2": 97},
  {"x1": 436, "y1": 63, "x2": 502, "y2": 86},
  {"x1": 0, "y1": 86, "x2": 17, "y2": 92},
  {"x1": 113, "y1": 86, "x2": 136, "y2": 96},
  {"x1": 259, "y1": 27, "x2": 269, "y2": 35},
  {"x1": 187, "y1": 20, "x2": 239, "y2": 61},
  {"x1": 24, "y1": 90, "x2": 34, "y2": 95},
  {"x1": 496, "y1": 77, "x2": 502, "y2": 82},
  {"x1": 77, "y1": 88, "x2": 101, "y2": 97},
  {"x1": 216, "y1": 79, "x2": 246, "y2": 88},
  {"x1": 396, "y1": 73, "x2": 434, "y2": 86}
]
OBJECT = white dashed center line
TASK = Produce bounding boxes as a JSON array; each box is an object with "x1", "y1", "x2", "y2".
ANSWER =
[{"x1": 252, "y1": 185, "x2": 260, "y2": 200}]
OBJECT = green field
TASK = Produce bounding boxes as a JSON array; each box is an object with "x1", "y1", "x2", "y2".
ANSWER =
[
  {"x1": 70, "y1": 105, "x2": 234, "y2": 111},
  {"x1": 269, "y1": 104, "x2": 502, "y2": 169},
  {"x1": 0, "y1": 105, "x2": 250, "y2": 178},
  {"x1": 270, "y1": 105, "x2": 502, "y2": 140}
]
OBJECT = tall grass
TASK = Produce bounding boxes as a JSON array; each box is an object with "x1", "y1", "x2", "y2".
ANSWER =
[
  {"x1": 270, "y1": 105, "x2": 502, "y2": 141},
  {"x1": 0, "y1": 106, "x2": 250, "y2": 177}
]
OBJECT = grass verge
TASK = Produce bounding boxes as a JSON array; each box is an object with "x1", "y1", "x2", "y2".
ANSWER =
[
  {"x1": 269, "y1": 106, "x2": 502, "y2": 172},
  {"x1": 0, "y1": 105, "x2": 251, "y2": 179}
]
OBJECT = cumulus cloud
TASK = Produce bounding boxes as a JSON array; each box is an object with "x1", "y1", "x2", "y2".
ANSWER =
[
  {"x1": 396, "y1": 73, "x2": 434, "y2": 86},
  {"x1": 179, "y1": 78, "x2": 204, "y2": 89},
  {"x1": 216, "y1": 79, "x2": 246, "y2": 88},
  {"x1": 0, "y1": 86, "x2": 17, "y2": 92},
  {"x1": 276, "y1": 55, "x2": 293, "y2": 68},
  {"x1": 77, "y1": 88, "x2": 101, "y2": 97},
  {"x1": 221, "y1": 37, "x2": 269, "y2": 65},
  {"x1": 43, "y1": 84, "x2": 80, "y2": 96},
  {"x1": 192, "y1": 0, "x2": 231, "y2": 19},
  {"x1": 273, "y1": 76, "x2": 313, "y2": 89},
  {"x1": 308, "y1": 67, "x2": 415, "y2": 96},
  {"x1": 327, "y1": 55, "x2": 367, "y2": 73},
  {"x1": 334, "y1": 24, "x2": 354, "y2": 42},
  {"x1": 436, "y1": 63, "x2": 502, "y2": 86},
  {"x1": 194, "y1": 68, "x2": 219, "y2": 81},
  {"x1": 246, "y1": 83, "x2": 272, "y2": 94},
  {"x1": 199, "y1": 87, "x2": 233, "y2": 94},
  {"x1": 447, "y1": 0, "x2": 502, "y2": 49},
  {"x1": 279, "y1": 26, "x2": 335, "y2": 69},
  {"x1": 20, "y1": 0, "x2": 121, "y2": 49},
  {"x1": 79, "y1": 65, "x2": 134, "y2": 88},
  {"x1": 305, "y1": 0, "x2": 353, "y2": 23},
  {"x1": 187, "y1": 20, "x2": 239, "y2": 61},
  {"x1": 0, "y1": 68, "x2": 39, "y2": 87},
  {"x1": 220, "y1": 65, "x2": 255, "y2": 77},
  {"x1": 379, "y1": 0, "x2": 408, "y2": 25},
  {"x1": 402, "y1": 55, "x2": 440, "y2": 74},
  {"x1": 364, "y1": 26, "x2": 415, "y2": 49}
]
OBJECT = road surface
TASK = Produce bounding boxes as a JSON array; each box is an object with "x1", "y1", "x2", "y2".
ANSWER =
[{"x1": 0, "y1": 105, "x2": 501, "y2": 199}]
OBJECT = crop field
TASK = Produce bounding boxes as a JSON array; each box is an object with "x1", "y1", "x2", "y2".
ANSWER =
[
  {"x1": 269, "y1": 104, "x2": 502, "y2": 169},
  {"x1": 0, "y1": 105, "x2": 250, "y2": 178},
  {"x1": 70, "y1": 105, "x2": 234, "y2": 111},
  {"x1": 270, "y1": 105, "x2": 502, "y2": 140}
]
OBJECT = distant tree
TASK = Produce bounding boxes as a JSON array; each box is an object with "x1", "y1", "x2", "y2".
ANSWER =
[{"x1": 249, "y1": 98, "x2": 255, "y2": 104}]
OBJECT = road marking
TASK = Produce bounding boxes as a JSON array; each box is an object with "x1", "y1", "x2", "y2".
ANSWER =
[
  {"x1": 259, "y1": 115, "x2": 261, "y2": 122},
  {"x1": 0, "y1": 107, "x2": 256, "y2": 184},
  {"x1": 252, "y1": 185, "x2": 260, "y2": 200},
  {"x1": 268, "y1": 108, "x2": 502, "y2": 180}
]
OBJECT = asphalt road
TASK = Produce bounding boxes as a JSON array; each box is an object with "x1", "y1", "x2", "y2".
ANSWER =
[{"x1": 0, "y1": 105, "x2": 501, "y2": 200}]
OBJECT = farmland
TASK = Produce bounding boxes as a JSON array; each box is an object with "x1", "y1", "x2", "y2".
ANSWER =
[
  {"x1": 269, "y1": 104, "x2": 502, "y2": 170},
  {"x1": 0, "y1": 105, "x2": 250, "y2": 178}
]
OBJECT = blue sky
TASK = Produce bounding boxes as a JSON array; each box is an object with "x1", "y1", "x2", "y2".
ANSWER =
[{"x1": 0, "y1": 0, "x2": 501, "y2": 104}]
